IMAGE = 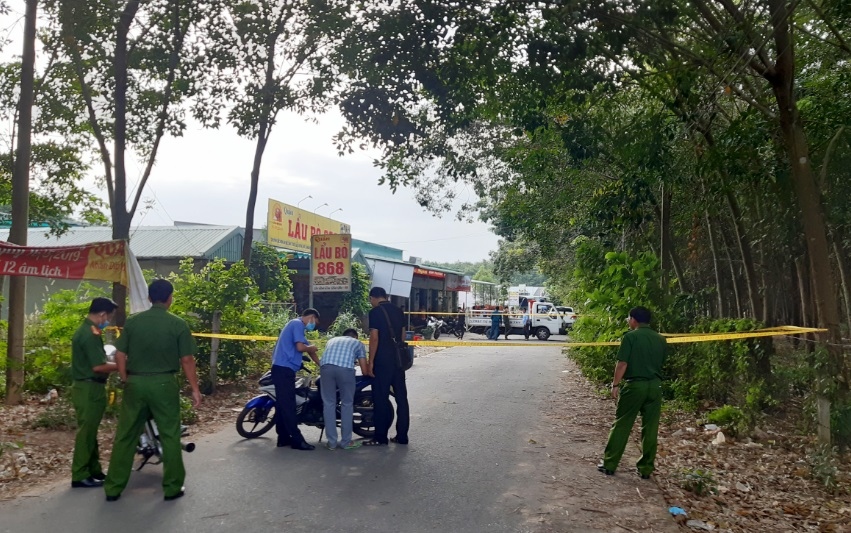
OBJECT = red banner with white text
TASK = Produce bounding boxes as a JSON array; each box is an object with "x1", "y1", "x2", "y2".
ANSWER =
[{"x1": 0, "y1": 240, "x2": 129, "y2": 285}]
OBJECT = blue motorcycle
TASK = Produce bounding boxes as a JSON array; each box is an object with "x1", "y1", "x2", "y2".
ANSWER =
[{"x1": 235, "y1": 366, "x2": 386, "y2": 440}]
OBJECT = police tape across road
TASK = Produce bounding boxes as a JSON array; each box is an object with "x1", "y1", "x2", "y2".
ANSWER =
[{"x1": 190, "y1": 325, "x2": 828, "y2": 348}]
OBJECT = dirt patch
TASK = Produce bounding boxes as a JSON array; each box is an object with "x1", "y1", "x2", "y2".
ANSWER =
[
  {"x1": 519, "y1": 357, "x2": 679, "y2": 532},
  {"x1": 0, "y1": 381, "x2": 259, "y2": 501},
  {"x1": 534, "y1": 356, "x2": 851, "y2": 532}
]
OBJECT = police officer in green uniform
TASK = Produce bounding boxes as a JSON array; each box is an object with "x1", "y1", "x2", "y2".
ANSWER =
[
  {"x1": 103, "y1": 279, "x2": 202, "y2": 502},
  {"x1": 598, "y1": 306, "x2": 667, "y2": 479},
  {"x1": 70, "y1": 297, "x2": 119, "y2": 488}
]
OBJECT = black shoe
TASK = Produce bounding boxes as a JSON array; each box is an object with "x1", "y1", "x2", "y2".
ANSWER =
[
  {"x1": 164, "y1": 488, "x2": 185, "y2": 501},
  {"x1": 71, "y1": 477, "x2": 103, "y2": 488},
  {"x1": 597, "y1": 463, "x2": 614, "y2": 476},
  {"x1": 390, "y1": 436, "x2": 408, "y2": 445},
  {"x1": 291, "y1": 441, "x2": 315, "y2": 451},
  {"x1": 637, "y1": 470, "x2": 651, "y2": 480},
  {"x1": 105, "y1": 494, "x2": 121, "y2": 502},
  {"x1": 276, "y1": 439, "x2": 291, "y2": 448},
  {"x1": 91, "y1": 472, "x2": 106, "y2": 481}
]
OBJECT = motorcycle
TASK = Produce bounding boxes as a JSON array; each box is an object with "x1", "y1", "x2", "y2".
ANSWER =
[
  {"x1": 104, "y1": 345, "x2": 196, "y2": 471},
  {"x1": 427, "y1": 316, "x2": 446, "y2": 339},
  {"x1": 235, "y1": 359, "x2": 386, "y2": 440},
  {"x1": 136, "y1": 419, "x2": 196, "y2": 470},
  {"x1": 429, "y1": 316, "x2": 465, "y2": 340}
]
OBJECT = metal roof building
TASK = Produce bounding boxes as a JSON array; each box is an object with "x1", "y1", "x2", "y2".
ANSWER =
[{"x1": 0, "y1": 225, "x2": 244, "y2": 262}]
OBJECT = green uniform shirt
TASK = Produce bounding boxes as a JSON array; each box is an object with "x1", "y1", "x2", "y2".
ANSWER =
[
  {"x1": 617, "y1": 324, "x2": 667, "y2": 381},
  {"x1": 115, "y1": 304, "x2": 196, "y2": 374},
  {"x1": 71, "y1": 318, "x2": 107, "y2": 381}
]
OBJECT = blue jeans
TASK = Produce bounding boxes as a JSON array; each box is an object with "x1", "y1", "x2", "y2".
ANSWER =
[{"x1": 320, "y1": 364, "x2": 356, "y2": 448}]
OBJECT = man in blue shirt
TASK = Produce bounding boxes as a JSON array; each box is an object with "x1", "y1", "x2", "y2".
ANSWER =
[
  {"x1": 272, "y1": 308, "x2": 320, "y2": 450},
  {"x1": 320, "y1": 328, "x2": 369, "y2": 450}
]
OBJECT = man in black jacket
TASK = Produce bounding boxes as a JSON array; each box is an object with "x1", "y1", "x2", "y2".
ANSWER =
[{"x1": 363, "y1": 287, "x2": 410, "y2": 446}]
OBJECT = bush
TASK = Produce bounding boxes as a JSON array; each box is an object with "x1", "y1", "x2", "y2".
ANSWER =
[
  {"x1": 31, "y1": 397, "x2": 76, "y2": 430},
  {"x1": 679, "y1": 468, "x2": 717, "y2": 496},
  {"x1": 326, "y1": 311, "x2": 362, "y2": 337},
  {"x1": 180, "y1": 395, "x2": 198, "y2": 425}
]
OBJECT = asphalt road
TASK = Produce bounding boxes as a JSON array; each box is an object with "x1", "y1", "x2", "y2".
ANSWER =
[{"x1": 1, "y1": 345, "x2": 566, "y2": 533}]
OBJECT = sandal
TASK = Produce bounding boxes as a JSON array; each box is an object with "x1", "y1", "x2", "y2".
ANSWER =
[
  {"x1": 390, "y1": 437, "x2": 408, "y2": 445},
  {"x1": 362, "y1": 440, "x2": 387, "y2": 447}
]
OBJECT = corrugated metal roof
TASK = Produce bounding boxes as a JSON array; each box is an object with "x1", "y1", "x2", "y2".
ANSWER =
[{"x1": 0, "y1": 226, "x2": 244, "y2": 260}]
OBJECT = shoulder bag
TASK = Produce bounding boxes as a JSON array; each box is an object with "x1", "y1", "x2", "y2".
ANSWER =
[{"x1": 378, "y1": 304, "x2": 413, "y2": 371}]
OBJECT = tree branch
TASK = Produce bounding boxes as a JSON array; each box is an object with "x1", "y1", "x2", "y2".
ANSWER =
[
  {"x1": 805, "y1": 0, "x2": 851, "y2": 55},
  {"x1": 61, "y1": 34, "x2": 115, "y2": 207},
  {"x1": 130, "y1": 0, "x2": 186, "y2": 216}
]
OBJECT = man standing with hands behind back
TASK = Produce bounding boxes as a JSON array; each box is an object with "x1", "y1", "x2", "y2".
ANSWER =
[
  {"x1": 70, "y1": 297, "x2": 119, "y2": 489},
  {"x1": 598, "y1": 306, "x2": 667, "y2": 479},
  {"x1": 104, "y1": 279, "x2": 202, "y2": 502}
]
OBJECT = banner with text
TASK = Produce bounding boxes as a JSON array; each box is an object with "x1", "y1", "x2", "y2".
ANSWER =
[
  {"x1": 311, "y1": 234, "x2": 352, "y2": 293},
  {"x1": 0, "y1": 240, "x2": 151, "y2": 312},
  {"x1": 267, "y1": 198, "x2": 350, "y2": 253}
]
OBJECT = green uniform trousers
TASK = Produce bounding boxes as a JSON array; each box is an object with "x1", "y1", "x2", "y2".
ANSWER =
[
  {"x1": 104, "y1": 374, "x2": 185, "y2": 497},
  {"x1": 71, "y1": 381, "x2": 107, "y2": 482},
  {"x1": 602, "y1": 378, "x2": 662, "y2": 476}
]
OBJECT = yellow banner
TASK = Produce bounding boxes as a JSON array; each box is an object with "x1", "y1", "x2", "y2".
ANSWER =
[{"x1": 267, "y1": 198, "x2": 350, "y2": 253}]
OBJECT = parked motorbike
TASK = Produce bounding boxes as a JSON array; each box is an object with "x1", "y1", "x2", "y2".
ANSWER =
[
  {"x1": 427, "y1": 316, "x2": 446, "y2": 339},
  {"x1": 104, "y1": 345, "x2": 196, "y2": 471},
  {"x1": 235, "y1": 360, "x2": 386, "y2": 440},
  {"x1": 442, "y1": 317, "x2": 466, "y2": 339},
  {"x1": 136, "y1": 419, "x2": 196, "y2": 470}
]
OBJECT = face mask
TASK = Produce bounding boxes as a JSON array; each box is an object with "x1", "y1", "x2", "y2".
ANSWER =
[{"x1": 306, "y1": 321, "x2": 316, "y2": 331}]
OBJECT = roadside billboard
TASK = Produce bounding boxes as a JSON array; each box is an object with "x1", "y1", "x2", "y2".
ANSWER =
[
  {"x1": 267, "y1": 198, "x2": 350, "y2": 253},
  {"x1": 310, "y1": 234, "x2": 352, "y2": 293}
]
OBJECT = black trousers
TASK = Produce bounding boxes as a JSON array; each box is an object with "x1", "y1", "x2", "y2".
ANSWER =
[
  {"x1": 372, "y1": 356, "x2": 409, "y2": 444},
  {"x1": 272, "y1": 365, "x2": 306, "y2": 445}
]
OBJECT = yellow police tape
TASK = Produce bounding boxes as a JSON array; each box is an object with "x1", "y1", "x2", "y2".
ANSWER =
[{"x1": 191, "y1": 325, "x2": 827, "y2": 347}]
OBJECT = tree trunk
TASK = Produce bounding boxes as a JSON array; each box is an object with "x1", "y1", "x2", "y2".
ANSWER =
[
  {"x1": 766, "y1": 0, "x2": 843, "y2": 445},
  {"x1": 705, "y1": 211, "x2": 727, "y2": 317},
  {"x1": 241, "y1": 127, "x2": 269, "y2": 264},
  {"x1": 832, "y1": 238, "x2": 851, "y2": 338},
  {"x1": 725, "y1": 190, "x2": 763, "y2": 320},
  {"x1": 5, "y1": 0, "x2": 38, "y2": 405},
  {"x1": 720, "y1": 226, "x2": 743, "y2": 318},
  {"x1": 208, "y1": 310, "x2": 222, "y2": 394},
  {"x1": 109, "y1": 1, "x2": 141, "y2": 325},
  {"x1": 660, "y1": 183, "x2": 671, "y2": 291}
]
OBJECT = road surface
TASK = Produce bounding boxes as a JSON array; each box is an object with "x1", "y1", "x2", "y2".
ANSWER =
[{"x1": 0, "y1": 345, "x2": 677, "y2": 533}]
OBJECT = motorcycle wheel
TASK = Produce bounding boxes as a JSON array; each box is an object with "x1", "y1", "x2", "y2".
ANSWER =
[
  {"x1": 351, "y1": 390, "x2": 395, "y2": 438},
  {"x1": 433, "y1": 329, "x2": 441, "y2": 340},
  {"x1": 236, "y1": 404, "x2": 276, "y2": 438}
]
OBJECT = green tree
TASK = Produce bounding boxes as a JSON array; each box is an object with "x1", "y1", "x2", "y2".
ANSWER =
[
  {"x1": 249, "y1": 242, "x2": 293, "y2": 302},
  {"x1": 45, "y1": 0, "x2": 211, "y2": 321},
  {"x1": 195, "y1": 0, "x2": 353, "y2": 264},
  {"x1": 339, "y1": 262, "x2": 370, "y2": 317}
]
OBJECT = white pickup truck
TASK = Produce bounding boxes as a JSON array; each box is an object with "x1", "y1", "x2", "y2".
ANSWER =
[{"x1": 465, "y1": 301, "x2": 563, "y2": 340}]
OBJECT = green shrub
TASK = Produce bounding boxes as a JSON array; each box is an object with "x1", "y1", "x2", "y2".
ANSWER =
[
  {"x1": 679, "y1": 468, "x2": 717, "y2": 496},
  {"x1": 326, "y1": 311, "x2": 363, "y2": 337},
  {"x1": 180, "y1": 395, "x2": 198, "y2": 425},
  {"x1": 31, "y1": 398, "x2": 77, "y2": 430}
]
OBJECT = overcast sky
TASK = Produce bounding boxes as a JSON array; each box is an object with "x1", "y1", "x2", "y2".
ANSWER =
[
  {"x1": 120, "y1": 112, "x2": 499, "y2": 264},
  {"x1": 0, "y1": 7, "x2": 499, "y2": 265}
]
